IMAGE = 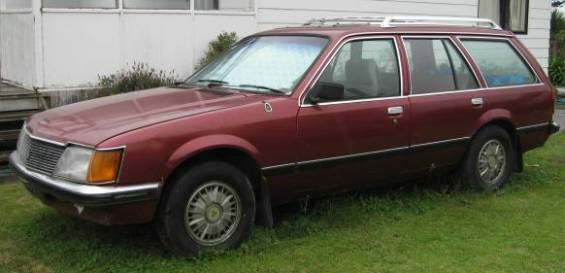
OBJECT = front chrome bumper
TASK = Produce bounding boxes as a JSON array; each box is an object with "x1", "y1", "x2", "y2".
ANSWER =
[{"x1": 9, "y1": 152, "x2": 160, "y2": 207}]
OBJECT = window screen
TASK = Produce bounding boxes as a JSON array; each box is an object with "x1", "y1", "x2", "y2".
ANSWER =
[
  {"x1": 318, "y1": 39, "x2": 401, "y2": 101},
  {"x1": 405, "y1": 39, "x2": 478, "y2": 94},
  {"x1": 462, "y1": 39, "x2": 537, "y2": 87},
  {"x1": 124, "y1": 0, "x2": 190, "y2": 9},
  {"x1": 43, "y1": 0, "x2": 117, "y2": 8}
]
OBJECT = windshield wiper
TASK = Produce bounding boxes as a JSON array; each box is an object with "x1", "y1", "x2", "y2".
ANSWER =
[
  {"x1": 197, "y1": 79, "x2": 228, "y2": 84},
  {"x1": 238, "y1": 84, "x2": 286, "y2": 95},
  {"x1": 197, "y1": 79, "x2": 229, "y2": 88}
]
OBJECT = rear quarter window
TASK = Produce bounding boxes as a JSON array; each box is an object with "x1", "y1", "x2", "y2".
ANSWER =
[{"x1": 461, "y1": 39, "x2": 537, "y2": 87}]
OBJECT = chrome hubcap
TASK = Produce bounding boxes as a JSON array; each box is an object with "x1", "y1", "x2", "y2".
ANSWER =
[
  {"x1": 185, "y1": 181, "x2": 241, "y2": 246},
  {"x1": 477, "y1": 139, "x2": 506, "y2": 184}
]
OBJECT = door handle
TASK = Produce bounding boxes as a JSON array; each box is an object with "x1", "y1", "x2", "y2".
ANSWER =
[
  {"x1": 387, "y1": 106, "x2": 404, "y2": 116},
  {"x1": 471, "y1": 98, "x2": 484, "y2": 107}
]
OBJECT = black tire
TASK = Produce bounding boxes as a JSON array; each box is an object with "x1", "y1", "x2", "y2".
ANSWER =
[
  {"x1": 157, "y1": 161, "x2": 256, "y2": 256},
  {"x1": 461, "y1": 125, "x2": 515, "y2": 192}
]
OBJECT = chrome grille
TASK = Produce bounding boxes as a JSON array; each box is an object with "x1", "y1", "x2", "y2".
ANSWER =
[{"x1": 17, "y1": 131, "x2": 65, "y2": 175}]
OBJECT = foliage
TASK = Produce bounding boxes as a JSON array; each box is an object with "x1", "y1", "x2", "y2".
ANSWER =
[
  {"x1": 195, "y1": 31, "x2": 238, "y2": 70},
  {"x1": 551, "y1": 10, "x2": 565, "y2": 59},
  {"x1": 553, "y1": 0, "x2": 564, "y2": 7},
  {"x1": 549, "y1": 57, "x2": 565, "y2": 86},
  {"x1": 98, "y1": 62, "x2": 176, "y2": 95}
]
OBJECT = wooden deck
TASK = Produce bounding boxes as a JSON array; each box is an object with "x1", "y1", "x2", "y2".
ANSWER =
[{"x1": 0, "y1": 82, "x2": 47, "y2": 164}]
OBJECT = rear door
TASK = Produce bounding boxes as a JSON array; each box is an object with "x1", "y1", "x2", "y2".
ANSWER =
[
  {"x1": 293, "y1": 36, "x2": 411, "y2": 194},
  {"x1": 401, "y1": 36, "x2": 486, "y2": 171},
  {"x1": 459, "y1": 37, "x2": 553, "y2": 152}
]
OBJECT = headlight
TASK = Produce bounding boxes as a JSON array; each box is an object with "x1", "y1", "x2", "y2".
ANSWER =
[{"x1": 54, "y1": 146, "x2": 123, "y2": 184}]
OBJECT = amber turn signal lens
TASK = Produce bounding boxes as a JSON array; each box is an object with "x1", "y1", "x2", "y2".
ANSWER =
[{"x1": 88, "y1": 150, "x2": 123, "y2": 184}]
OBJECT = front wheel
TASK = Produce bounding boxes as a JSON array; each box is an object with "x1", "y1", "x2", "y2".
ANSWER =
[
  {"x1": 157, "y1": 161, "x2": 256, "y2": 255},
  {"x1": 461, "y1": 126, "x2": 514, "y2": 191}
]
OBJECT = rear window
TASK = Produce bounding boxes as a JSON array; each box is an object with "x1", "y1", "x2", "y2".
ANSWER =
[{"x1": 461, "y1": 39, "x2": 537, "y2": 87}]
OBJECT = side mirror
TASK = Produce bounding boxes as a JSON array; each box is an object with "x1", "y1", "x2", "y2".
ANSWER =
[{"x1": 308, "y1": 82, "x2": 345, "y2": 104}]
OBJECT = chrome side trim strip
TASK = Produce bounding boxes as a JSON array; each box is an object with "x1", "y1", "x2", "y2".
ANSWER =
[
  {"x1": 301, "y1": 96, "x2": 408, "y2": 107},
  {"x1": 262, "y1": 121, "x2": 552, "y2": 173},
  {"x1": 516, "y1": 122, "x2": 550, "y2": 132},
  {"x1": 262, "y1": 163, "x2": 295, "y2": 172},
  {"x1": 297, "y1": 146, "x2": 409, "y2": 167},
  {"x1": 261, "y1": 136, "x2": 471, "y2": 173},
  {"x1": 410, "y1": 136, "x2": 471, "y2": 149}
]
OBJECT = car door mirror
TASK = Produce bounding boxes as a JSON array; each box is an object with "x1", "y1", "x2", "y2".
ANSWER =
[{"x1": 308, "y1": 82, "x2": 345, "y2": 104}]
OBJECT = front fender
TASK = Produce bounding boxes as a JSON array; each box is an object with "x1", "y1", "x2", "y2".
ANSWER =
[{"x1": 164, "y1": 134, "x2": 261, "y2": 178}]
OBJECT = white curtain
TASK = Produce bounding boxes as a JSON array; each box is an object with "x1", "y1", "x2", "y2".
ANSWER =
[
  {"x1": 508, "y1": 0, "x2": 527, "y2": 32},
  {"x1": 195, "y1": 0, "x2": 217, "y2": 10},
  {"x1": 478, "y1": 0, "x2": 501, "y2": 25}
]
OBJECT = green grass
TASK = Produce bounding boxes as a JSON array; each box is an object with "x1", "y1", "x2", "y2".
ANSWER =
[{"x1": 1, "y1": 133, "x2": 565, "y2": 273}]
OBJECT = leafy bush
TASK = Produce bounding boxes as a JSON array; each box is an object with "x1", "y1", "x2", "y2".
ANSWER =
[
  {"x1": 551, "y1": 10, "x2": 565, "y2": 59},
  {"x1": 98, "y1": 62, "x2": 176, "y2": 95},
  {"x1": 195, "y1": 31, "x2": 238, "y2": 70},
  {"x1": 549, "y1": 57, "x2": 565, "y2": 87}
]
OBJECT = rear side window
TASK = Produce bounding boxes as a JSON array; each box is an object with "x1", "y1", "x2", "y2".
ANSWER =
[
  {"x1": 404, "y1": 38, "x2": 478, "y2": 95},
  {"x1": 461, "y1": 39, "x2": 537, "y2": 87}
]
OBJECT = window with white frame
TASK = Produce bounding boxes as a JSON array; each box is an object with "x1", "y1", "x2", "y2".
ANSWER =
[
  {"x1": 41, "y1": 0, "x2": 252, "y2": 11},
  {"x1": 43, "y1": 0, "x2": 117, "y2": 9},
  {"x1": 479, "y1": 0, "x2": 529, "y2": 34}
]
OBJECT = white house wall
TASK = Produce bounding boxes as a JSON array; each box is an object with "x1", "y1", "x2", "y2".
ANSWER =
[
  {"x1": 0, "y1": 12, "x2": 35, "y2": 88},
  {"x1": 40, "y1": 11, "x2": 256, "y2": 89},
  {"x1": 42, "y1": 13, "x2": 121, "y2": 88},
  {"x1": 516, "y1": 0, "x2": 551, "y2": 69}
]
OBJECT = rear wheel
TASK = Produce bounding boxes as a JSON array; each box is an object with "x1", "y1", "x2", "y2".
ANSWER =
[
  {"x1": 461, "y1": 126, "x2": 514, "y2": 191},
  {"x1": 157, "y1": 161, "x2": 256, "y2": 255}
]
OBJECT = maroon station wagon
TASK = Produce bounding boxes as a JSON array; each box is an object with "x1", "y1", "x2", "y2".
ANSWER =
[{"x1": 10, "y1": 16, "x2": 560, "y2": 255}]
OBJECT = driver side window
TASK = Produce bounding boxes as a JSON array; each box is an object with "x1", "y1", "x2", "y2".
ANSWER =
[{"x1": 315, "y1": 38, "x2": 401, "y2": 102}]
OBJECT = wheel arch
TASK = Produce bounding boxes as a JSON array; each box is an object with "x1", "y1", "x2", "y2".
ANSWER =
[
  {"x1": 159, "y1": 135, "x2": 273, "y2": 226},
  {"x1": 470, "y1": 111, "x2": 523, "y2": 172}
]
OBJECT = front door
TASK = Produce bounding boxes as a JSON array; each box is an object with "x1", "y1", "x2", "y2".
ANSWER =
[{"x1": 294, "y1": 36, "x2": 411, "y2": 195}]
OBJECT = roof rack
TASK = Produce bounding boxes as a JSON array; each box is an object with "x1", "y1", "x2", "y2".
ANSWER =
[{"x1": 304, "y1": 16, "x2": 503, "y2": 30}]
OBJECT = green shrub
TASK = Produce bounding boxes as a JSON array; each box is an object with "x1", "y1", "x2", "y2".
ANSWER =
[
  {"x1": 195, "y1": 31, "x2": 238, "y2": 70},
  {"x1": 98, "y1": 62, "x2": 176, "y2": 95},
  {"x1": 549, "y1": 57, "x2": 565, "y2": 87}
]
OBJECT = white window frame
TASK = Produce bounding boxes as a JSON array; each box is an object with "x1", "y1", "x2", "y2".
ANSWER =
[{"x1": 40, "y1": 0, "x2": 257, "y2": 15}]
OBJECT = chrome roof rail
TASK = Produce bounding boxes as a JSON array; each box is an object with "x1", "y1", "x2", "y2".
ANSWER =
[{"x1": 304, "y1": 16, "x2": 503, "y2": 30}]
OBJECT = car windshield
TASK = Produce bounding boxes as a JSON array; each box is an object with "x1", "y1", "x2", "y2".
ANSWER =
[{"x1": 186, "y1": 36, "x2": 329, "y2": 95}]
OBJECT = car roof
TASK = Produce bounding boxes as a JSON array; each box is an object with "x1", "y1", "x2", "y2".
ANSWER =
[{"x1": 256, "y1": 25, "x2": 515, "y2": 40}]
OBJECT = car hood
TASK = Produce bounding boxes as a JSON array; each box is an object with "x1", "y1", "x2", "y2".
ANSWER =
[{"x1": 27, "y1": 87, "x2": 266, "y2": 146}]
